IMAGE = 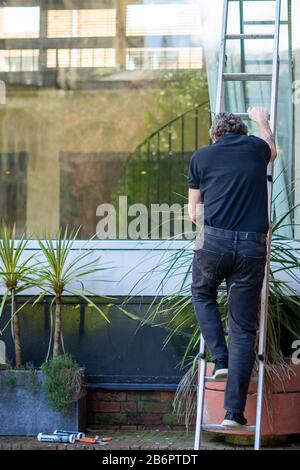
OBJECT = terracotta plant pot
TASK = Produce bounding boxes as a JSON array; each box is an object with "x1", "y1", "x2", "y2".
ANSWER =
[{"x1": 203, "y1": 362, "x2": 300, "y2": 437}]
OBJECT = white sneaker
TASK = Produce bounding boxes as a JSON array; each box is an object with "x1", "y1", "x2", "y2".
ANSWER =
[
  {"x1": 222, "y1": 411, "x2": 247, "y2": 428},
  {"x1": 212, "y1": 359, "x2": 229, "y2": 379}
]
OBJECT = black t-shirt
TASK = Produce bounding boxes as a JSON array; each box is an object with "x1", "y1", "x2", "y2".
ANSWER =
[{"x1": 188, "y1": 133, "x2": 271, "y2": 234}]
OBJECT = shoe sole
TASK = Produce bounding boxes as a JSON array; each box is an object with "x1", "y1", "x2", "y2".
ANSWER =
[
  {"x1": 221, "y1": 419, "x2": 247, "y2": 428},
  {"x1": 213, "y1": 368, "x2": 228, "y2": 379}
]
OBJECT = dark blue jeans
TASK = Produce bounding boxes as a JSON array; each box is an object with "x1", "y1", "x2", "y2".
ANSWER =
[{"x1": 191, "y1": 225, "x2": 267, "y2": 413}]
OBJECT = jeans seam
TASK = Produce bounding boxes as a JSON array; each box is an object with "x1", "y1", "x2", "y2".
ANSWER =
[{"x1": 204, "y1": 226, "x2": 266, "y2": 242}]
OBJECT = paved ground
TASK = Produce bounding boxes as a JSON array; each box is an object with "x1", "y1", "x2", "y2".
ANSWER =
[{"x1": 1, "y1": 429, "x2": 300, "y2": 450}]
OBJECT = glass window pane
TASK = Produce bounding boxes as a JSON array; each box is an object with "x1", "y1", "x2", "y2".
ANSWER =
[
  {"x1": 48, "y1": 9, "x2": 116, "y2": 38},
  {"x1": 0, "y1": 0, "x2": 208, "y2": 240},
  {"x1": 126, "y1": 3, "x2": 202, "y2": 36},
  {"x1": 0, "y1": 6, "x2": 40, "y2": 39}
]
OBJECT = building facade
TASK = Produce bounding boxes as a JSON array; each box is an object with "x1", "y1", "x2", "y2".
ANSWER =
[{"x1": 0, "y1": 0, "x2": 299, "y2": 391}]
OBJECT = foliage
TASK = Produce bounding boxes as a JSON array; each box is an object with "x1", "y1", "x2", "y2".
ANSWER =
[
  {"x1": 0, "y1": 362, "x2": 41, "y2": 394},
  {"x1": 129, "y1": 201, "x2": 300, "y2": 426},
  {"x1": 0, "y1": 223, "x2": 38, "y2": 367},
  {"x1": 41, "y1": 354, "x2": 85, "y2": 413},
  {"x1": 144, "y1": 70, "x2": 209, "y2": 136},
  {"x1": 34, "y1": 226, "x2": 111, "y2": 358},
  {"x1": 112, "y1": 70, "x2": 210, "y2": 240},
  {"x1": 5, "y1": 373, "x2": 17, "y2": 391}
]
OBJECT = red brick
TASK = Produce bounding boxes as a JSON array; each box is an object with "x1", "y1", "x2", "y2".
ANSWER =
[
  {"x1": 121, "y1": 401, "x2": 137, "y2": 412},
  {"x1": 92, "y1": 412, "x2": 127, "y2": 425},
  {"x1": 138, "y1": 401, "x2": 171, "y2": 413},
  {"x1": 126, "y1": 414, "x2": 140, "y2": 425},
  {"x1": 141, "y1": 391, "x2": 161, "y2": 401},
  {"x1": 127, "y1": 413, "x2": 162, "y2": 425},
  {"x1": 88, "y1": 391, "x2": 126, "y2": 401},
  {"x1": 190, "y1": 417, "x2": 197, "y2": 426},
  {"x1": 87, "y1": 390, "x2": 105, "y2": 401},
  {"x1": 161, "y1": 391, "x2": 175, "y2": 402},
  {"x1": 162, "y1": 413, "x2": 181, "y2": 426},
  {"x1": 119, "y1": 425, "x2": 138, "y2": 430},
  {"x1": 136, "y1": 414, "x2": 162, "y2": 425},
  {"x1": 88, "y1": 401, "x2": 121, "y2": 412},
  {"x1": 125, "y1": 391, "x2": 139, "y2": 401},
  {"x1": 87, "y1": 411, "x2": 97, "y2": 424},
  {"x1": 126, "y1": 391, "x2": 161, "y2": 402}
]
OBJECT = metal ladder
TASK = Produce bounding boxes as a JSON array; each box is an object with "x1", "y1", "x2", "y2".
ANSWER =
[{"x1": 194, "y1": 0, "x2": 282, "y2": 451}]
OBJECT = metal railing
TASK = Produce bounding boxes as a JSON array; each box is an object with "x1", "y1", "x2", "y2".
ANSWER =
[{"x1": 116, "y1": 101, "x2": 210, "y2": 215}]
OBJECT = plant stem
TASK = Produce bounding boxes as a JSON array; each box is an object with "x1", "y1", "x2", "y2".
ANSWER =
[
  {"x1": 53, "y1": 295, "x2": 62, "y2": 358},
  {"x1": 11, "y1": 289, "x2": 22, "y2": 368}
]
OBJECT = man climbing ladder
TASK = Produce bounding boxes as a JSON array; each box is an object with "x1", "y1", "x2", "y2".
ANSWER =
[
  {"x1": 188, "y1": 108, "x2": 276, "y2": 423},
  {"x1": 188, "y1": 0, "x2": 281, "y2": 452}
]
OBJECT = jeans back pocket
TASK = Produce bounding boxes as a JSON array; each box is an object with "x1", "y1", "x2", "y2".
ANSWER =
[
  {"x1": 195, "y1": 248, "x2": 225, "y2": 281},
  {"x1": 241, "y1": 255, "x2": 267, "y2": 286}
]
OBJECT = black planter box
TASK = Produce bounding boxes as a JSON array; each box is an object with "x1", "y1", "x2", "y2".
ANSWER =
[{"x1": 0, "y1": 370, "x2": 86, "y2": 436}]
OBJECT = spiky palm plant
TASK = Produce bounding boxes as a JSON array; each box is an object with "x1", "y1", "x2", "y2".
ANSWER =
[
  {"x1": 129, "y1": 202, "x2": 300, "y2": 426},
  {"x1": 35, "y1": 227, "x2": 110, "y2": 358},
  {"x1": 0, "y1": 223, "x2": 37, "y2": 367}
]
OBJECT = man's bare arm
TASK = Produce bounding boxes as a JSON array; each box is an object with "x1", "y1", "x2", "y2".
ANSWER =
[
  {"x1": 188, "y1": 188, "x2": 201, "y2": 222},
  {"x1": 247, "y1": 107, "x2": 277, "y2": 162},
  {"x1": 257, "y1": 119, "x2": 277, "y2": 162}
]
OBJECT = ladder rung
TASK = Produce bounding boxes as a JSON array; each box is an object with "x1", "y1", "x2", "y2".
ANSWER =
[
  {"x1": 226, "y1": 34, "x2": 274, "y2": 40},
  {"x1": 201, "y1": 424, "x2": 256, "y2": 432},
  {"x1": 205, "y1": 376, "x2": 227, "y2": 382},
  {"x1": 205, "y1": 376, "x2": 258, "y2": 383},
  {"x1": 223, "y1": 73, "x2": 272, "y2": 82},
  {"x1": 243, "y1": 20, "x2": 288, "y2": 25}
]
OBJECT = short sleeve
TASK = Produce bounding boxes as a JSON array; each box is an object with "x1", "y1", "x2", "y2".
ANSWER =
[
  {"x1": 188, "y1": 152, "x2": 200, "y2": 189},
  {"x1": 249, "y1": 135, "x2": 271, "y2": 164}
]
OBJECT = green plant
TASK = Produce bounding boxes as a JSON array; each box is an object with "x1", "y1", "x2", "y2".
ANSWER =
[
  {"x1": 6, "y1": 372, "x2": 17, "y2": 391},
  {"x1": 34, "y1": 226, "x2": 111, "y2": 358},
  {"x1": 18, "y1": 362, "x2": 41, "y2": 394},
  {"x1": 41, "y1": 353, "x2": 84, "y2": 413},
  {"x1": 0, "y1": 223, "x2": 38, "y2": 367},
  {"x1": 144, "y1": 70, "x2": 209, "y2": 137},
  {"x1": 128, "y1": 202, "x2": 300, "y2": 426},
  {"x1": 0, "y1": 363, "x2": 41, "y2": 394}
]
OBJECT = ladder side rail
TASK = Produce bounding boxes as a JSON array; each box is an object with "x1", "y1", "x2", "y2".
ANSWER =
[
  {"x1": 194, "y1": 335, "x2": 207, "y2": 450},
  {"x1": 254, "y1": 0, "x2": 282, "y2": 451},
  {"x1": 216, "y1": 0, "x2": 229, "y2": 114}
]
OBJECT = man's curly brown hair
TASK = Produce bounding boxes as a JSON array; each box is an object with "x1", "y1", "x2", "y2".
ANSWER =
[{"x1": 209, "y1": 112, "x2": 248, "y2": 141}]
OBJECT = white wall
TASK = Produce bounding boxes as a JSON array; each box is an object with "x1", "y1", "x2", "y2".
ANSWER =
[{"x1": 1, "y1": 239, "x2": 299, "y2": 297}]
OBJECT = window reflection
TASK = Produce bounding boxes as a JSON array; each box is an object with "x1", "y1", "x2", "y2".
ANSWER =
[
  {"x1": 0, "y1": 6, "x2": 40, "y2": 39},
  {"x1": 0, "y1": 0, "x2": 298, "y2": 240},
  {"x1": 126, "y1": 3, "x2": 202, "y2": 36},
  {"x1": 0, "y1": 1, "x2": 208, "y2": 239},
  {"x1": 47, "y1": 9, "x2": 116, "y2": 38},
  {"x1": 47, "y1": 48, "x2": 116, "y2": 68}
]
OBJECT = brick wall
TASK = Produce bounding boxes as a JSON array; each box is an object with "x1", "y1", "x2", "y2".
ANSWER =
[{"x1": 87, "y1": 390, "x2": 192, "y2": 429}]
